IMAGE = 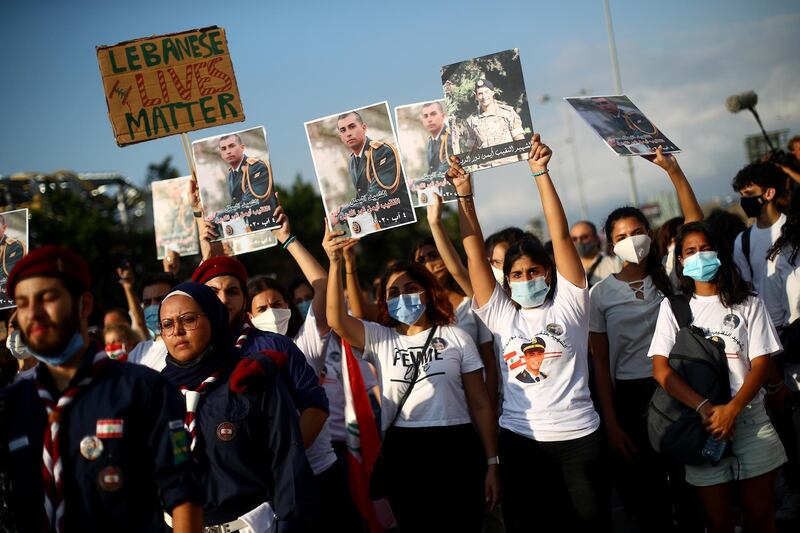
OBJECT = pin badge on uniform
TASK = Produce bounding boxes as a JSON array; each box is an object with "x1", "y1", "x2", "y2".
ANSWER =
[
  {"x1": 80, "y1": 436, "x2": 104, "y2": 461},
  {"x1": 216, "y1": 422, "x2": 236, "y2": 442},
  {"x1": 97, "y1": 466, "x2": 123, "y2": 491}
]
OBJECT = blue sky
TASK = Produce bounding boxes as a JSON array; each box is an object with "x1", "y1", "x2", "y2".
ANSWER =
[{"x1": 2, "y1": 0, "x2": 799, "y2": 235}]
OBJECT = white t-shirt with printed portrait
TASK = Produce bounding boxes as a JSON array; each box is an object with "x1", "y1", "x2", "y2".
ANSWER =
[
  {"x1": 647, "y1": 294, "x2": 782, "y2": 406},
  {"x1": 361, "y1": 321, "x2": 484, "y2": 431},
  {"x1": 473, "y1": 273, "x2": 601, "y2": 442}
]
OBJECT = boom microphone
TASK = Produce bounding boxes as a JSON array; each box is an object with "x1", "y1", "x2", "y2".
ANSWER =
[{"x1": 725, "y1": 91, "x2": 758, "y2": 113}]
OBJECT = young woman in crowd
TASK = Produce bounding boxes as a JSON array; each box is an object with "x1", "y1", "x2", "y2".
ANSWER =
[
  {"x1": 159, "y1": 281, "x2": 317, "y2": 531},
  {"x1": 325, "y1": 228, "x2": 500, "y2": 532},
  {"x1": 451, "y1": 134, "x2": 610, "y2": 532},
  {"x1": 589, "y1": 147, "x2": 703, "y2": 531},
  {"x1": 648, "y1": 221, "x2": 786, "y2": 533},
  {"x1": 246, "y1": 205, "x2": 362, "y2": 531}
]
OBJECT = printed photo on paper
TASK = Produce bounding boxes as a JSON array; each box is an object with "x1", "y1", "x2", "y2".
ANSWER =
[
  {"x1": 564, "y1": 94, "x2": 680, "y2": 156},
  {"x1": 394, "y1": 100, "x2": 457, "y2": 207},
  {"x1": 191, "y1": 125, "x2": 280, "y2": 240},
  {"x1": 305, "y1": 101, "x2": 416, "y2": 237},
  {"x1": 0, "y1": 208, "x2": 29, "y2": 309},
  {"x1": 151, "y1": 176, "x2": 199, "y2": 259},
  {"x1": 441, "y1": 48, "x2": 534, "y2": 173}
]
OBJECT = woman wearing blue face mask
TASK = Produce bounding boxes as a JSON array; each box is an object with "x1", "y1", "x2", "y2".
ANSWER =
[
  {"x1": 324, "y1": 229, "x2": 500, "y2": 533},
  {"x1": 648, "y1": 221, "x2": 786, "y2": 533},
  {"x1": 450, "y1": 134, "x2": 610, "y2": 533}
]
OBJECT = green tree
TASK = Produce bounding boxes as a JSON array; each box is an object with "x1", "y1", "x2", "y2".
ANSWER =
[{"x1": 145, "y1": 155, "x2": 180, "y2": 184}]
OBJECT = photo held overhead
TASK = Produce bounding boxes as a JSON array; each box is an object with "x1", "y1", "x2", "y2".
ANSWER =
[
  {"x1": 441, "y1": 48, "x2": 534, "y2": 173},
  {"x1": 0, "y1": 208, "x2": 29, "y2": 309},
  {"x1": 97, "y1": 26, "x2": 245, "y2": 146},
  {"x1": 565, "y1": 94, "x2": 680, "y2": 156},
  {"x1": 151, "y1": 176, "x2": 199, "y2": 259}
]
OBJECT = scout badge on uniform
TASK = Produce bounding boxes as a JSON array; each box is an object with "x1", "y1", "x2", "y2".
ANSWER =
[{"x1": 564, "y1": 94, "x2": 680, "y2": 157}]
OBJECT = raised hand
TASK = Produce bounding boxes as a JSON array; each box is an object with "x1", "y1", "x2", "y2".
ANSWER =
[
  {"x1": 163, "y1": 249, "x2": 180, "y2": 275},
  {"x1": 527, "y1": 133, "x2": 552, "y2": 174},
  {"x1": 271, "y1": 195, "x2": 292, "y2": 244},
  {"x1": 426, "y1": 191, "x2": 443, "y2": 223},
  {"x1": 446, "y1": 155, "x2": 472, "y2": 196},
  {"x1": 322, "y1": 219, "x2": 356, "y2": 262},
  {"x1": 642, "y1": 145, "x2": 679, "y2": 174}
]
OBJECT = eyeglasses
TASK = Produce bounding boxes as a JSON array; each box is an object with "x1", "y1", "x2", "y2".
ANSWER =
[
  {"x1": 415, "y1": 250, "x2": 441, "y2": 264},
  {"x1": 159, "y1": 313, "x2": 206, "y2": 336}
]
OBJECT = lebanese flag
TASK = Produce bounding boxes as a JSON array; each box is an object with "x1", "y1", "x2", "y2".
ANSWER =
[
  {"x1": 341, "y1": 339, "x2": 382, "y2": 533},
  {"x1": 503, "y1": 351, "x2": 525, "y2": 371}
]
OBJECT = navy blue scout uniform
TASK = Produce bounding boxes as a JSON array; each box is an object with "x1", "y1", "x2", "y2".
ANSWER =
[
  {"x1": 225, "y1": 154, "x2": 277, "y2": 231},
  {"x1": 427, "y1": 126, "x2": 452, "y2": 175},
  {"x1": 0, "y1": 235, "x2": 24, "y2": 278},
  {"x1": 346, "y1": 137, "x2": 412, "y2": 228},
  {"x1": 1, "y1": 357, "x2": 200, "y2": 532}
]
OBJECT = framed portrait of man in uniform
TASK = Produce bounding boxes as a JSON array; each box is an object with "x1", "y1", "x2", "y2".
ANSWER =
[
  {"x1": 304, "y1": 101, "x2": 417, "y2": 237},
  {"x1": 441, "y1": 48, "x2": 534, "y2": 173},
  {"x1": 395, "y1": 100, "x2": 458, "y2": 208},
  {"x1": 564, "y1": 94, "x2": 680, "y2": 156},
  {"x1": 191, "y1": 126, "x2": 280, "y2": 240},
  {"x1": 0, "y1": 208, "x2": 29, "y2": 309},
  {"x1": 151, "y1": 176, "x2": 199, "y2": 260}
]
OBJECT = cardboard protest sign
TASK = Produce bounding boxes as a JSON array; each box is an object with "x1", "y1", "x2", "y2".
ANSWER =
[
  {"x1": 305, "y1": 102, "x2": 416, "y2": 237},
  {"x1": 192, "y1": 126, "x2": 280, "y2": 240},
  {"x1": 0, "y1": 209, "x2": 29, "y2": 309},
  {"x1": 564, "y1": 95, "x2": 680, "y2": 156},
  {"x1": 441, "y1": 49, "x2": 534, "y2": 173},
  {"x1": 221, "y1": 230, "x2": 278, "y2": 256},
  {"x1": 151, "y1": 176, "x2": 199, "y2": 259},
  {"x1": 394, "y1": 100, "x2": 457, "y2": 207},
  {"x1": 97, "y1": 26, "x2": 244, "y2": 146}
]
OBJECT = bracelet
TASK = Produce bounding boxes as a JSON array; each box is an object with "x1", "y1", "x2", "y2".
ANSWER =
[
  {"x1": 531, "y1": 169, "x2": 548, "y2": 177},
  {"x1": 486, "y1": 456, "x2": 500, "y2": 466},
  {"x1": 456, "y1": 193, "x2": 473, "y2": 199},
  {"x1": 695, "y1": 398, "x2": 710, "y2": 413},
  {"x1": 192, "y1": 209, "x2": 203, "y2": 218},
  {"x1": 282, "y1": 235, "x2": 298, "y2": 250},
  {"x1": 766, "y1": 381, "x2": 785, "y2": 395}
]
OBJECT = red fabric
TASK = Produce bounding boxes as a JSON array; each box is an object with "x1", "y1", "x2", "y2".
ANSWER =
[
  {"x1": 191, "y1": 256, "x2": 248, "y2": 287},
  {"x1": 7, "y1": 245, "x2": 91, "y2": 297},
  {"x1": 342, "y1": 340, "x2": 382, "y2": 533},
  {"x1": 229, "y1": 351, "x2": 287, "y2": 393}
]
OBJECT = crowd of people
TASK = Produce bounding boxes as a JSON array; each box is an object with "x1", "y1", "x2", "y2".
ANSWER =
[{"x1": 0, "y1": 133, "x2": 799, "y2": 533}]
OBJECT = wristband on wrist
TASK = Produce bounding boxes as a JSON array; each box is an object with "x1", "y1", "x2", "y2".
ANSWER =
[
  {"x1": 192, "y1": 209, "x2": 203, "y2": 218},
  {"x1": 282, "y1": 235, "x2": 298, "y2": 250},
  {"x1": 456, "y1": 193, "x2": 473, "y2": 199},
  {"x1": 487, "y1": 456, "x2": 500, "y2": 466},
  {"x1": 695, "y1": 398, "x2": 710, "y2": 413},
  {"x1": 531, "y1": 169, "x2": 548, "y2": 177}
]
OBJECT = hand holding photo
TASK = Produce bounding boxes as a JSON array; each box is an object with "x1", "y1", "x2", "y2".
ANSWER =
[
  {"x1": 151, "y1": 176, "x2": 199, "y2": 259},
  {"x1": 0, "y1": 208, "x2": 29, "y2": 309}
]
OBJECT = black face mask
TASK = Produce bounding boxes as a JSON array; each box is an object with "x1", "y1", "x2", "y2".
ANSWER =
[{"x1": 740, "y1": 195, "x2": 765, "y2": 218}]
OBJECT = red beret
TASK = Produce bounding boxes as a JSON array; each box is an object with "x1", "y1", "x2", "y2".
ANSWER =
[
  {"x1": 7, "y1": 245, "x2": 91, "y2": 297},
  {"x1": 192, "y1": 256, "x2": 248, "y2": 288}
]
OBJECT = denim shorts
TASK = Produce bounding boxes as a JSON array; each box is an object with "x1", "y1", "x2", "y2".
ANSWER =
[{"x1": 685, "y1": 402, "x2": 787, "y2": 487}]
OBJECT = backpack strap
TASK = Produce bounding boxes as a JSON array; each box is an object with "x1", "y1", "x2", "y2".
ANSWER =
[
  {"x1": 741, "y1": 226, "x2": 754, "y2": 279},
  {"x1": 667, "y1": 294, "x2": 693, "y2": 329},
  {"x1": 586, "y1": 255, "x2": 604, "y2": 288}
]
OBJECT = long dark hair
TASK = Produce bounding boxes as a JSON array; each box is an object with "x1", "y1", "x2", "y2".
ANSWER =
[
  {"x1": 503, "y1": 237, "x2": 557, "y2": 304},
  {"x1": 247, "y1": 276, "x2": 304, "y2": 338},
  {"x1": 604, "y1": 206, "x2": 673, "y2": 297},
  {"x1": 410, "y1": 237, "x2": 465, "y2": 295},
  {"x1": 377, "y1": 260, "x2": 454, "y2": 328},
  {"x1": 675, "y1": 221, "x2": 753, "y2": 307},
  {"x1": 768, "y1": 190, "x2": 800, "y2": 265}
]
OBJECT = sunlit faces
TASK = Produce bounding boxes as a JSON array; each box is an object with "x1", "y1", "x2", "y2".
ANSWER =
[
  {"x1": 678, "y1": 231, "x2": 715, "y2": 262},
  {"x1": 159, "y1": 295, "x2": 211, "y2": 362},
  {"x1": 218, "y1": 135, "x2": 245, "y2": 167},
  {"x1": 14, "y1": 277, "x2": 88, "y2": 356},
  {"x1": 414, "y1": 244, "x2": 446, "y2": 278},
  {"x1": 249, "y1": 288, "x2": 289, "y2": 317},
  {"x1": 421, "y1": 103, "x2": 445, "y2": 136},
  {"x1": 508, "y1": 256, "x2": 551, "y2": 285},
  {"x1": 385, "y1": 271, "x2": 427, "y2": 304},
  {"x1": 609, "y1": 216, "x2": 648, "y2": 247},
  {"x1": 337, "y1": 113, "x2": 367, "y2": 152},
  {"x1": 204, "y1": 275, "x2": 246, "y2": 325},
  {"x1": 475, "y1": 87, "x2": 495, "y2": 110}
]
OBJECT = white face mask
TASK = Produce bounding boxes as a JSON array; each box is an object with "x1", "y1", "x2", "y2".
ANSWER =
[
  {"x1": 6, "y1": 330, "x2": 31, "y2": 360},
  {"x1": 250, "y1": 308, "x2": 292, "y2": 336},
  {"x1": 490, "y1": 265, "x2": 505, "y2": 285},
  {"x1": 613, "y1": 234, "x2": 651, "y2": 265}
]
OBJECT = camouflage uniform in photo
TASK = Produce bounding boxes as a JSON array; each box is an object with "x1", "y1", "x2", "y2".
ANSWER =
[{"x1": 463, "y1": 88, "x2": 526, "y2": 167}]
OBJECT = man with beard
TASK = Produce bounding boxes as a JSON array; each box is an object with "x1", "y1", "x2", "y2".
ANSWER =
[{"x1": 0, "y1": 246, "x2": 202, "y2": 532}]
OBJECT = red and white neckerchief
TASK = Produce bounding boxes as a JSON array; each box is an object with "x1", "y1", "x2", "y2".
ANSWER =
[
  {"x1": 36, "y1": 351, "x2": 109, "y2": 533},
  {"x1": 179, "y1": 372, "x2": 220, "y2": 454},
  {"x1": 235, "y1": 322, "x2": 252, "y2": 349},
  {"x1": 104, "y1": 343, "x2": 128, "y2": 362}
]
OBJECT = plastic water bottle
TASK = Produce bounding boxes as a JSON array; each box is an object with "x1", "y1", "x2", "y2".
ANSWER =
[{"x1": 702, "y1": 436, "x2": 728, "y2": 464}]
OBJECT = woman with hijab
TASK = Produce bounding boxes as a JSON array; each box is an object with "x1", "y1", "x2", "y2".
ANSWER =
[{"x1": 160, "y1": 281, "x2": 316, "y2": 532}]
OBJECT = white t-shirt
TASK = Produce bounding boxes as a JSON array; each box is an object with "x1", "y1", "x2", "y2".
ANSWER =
[
  {"x1": 772, "y1": 250, "x2": 800, "y2": 392},
  {"x1": 455, "y1": 296, "x2": 493, "y2": 346},
  {"x1": 589, "y1": 275, "x2": 664, "y2": 380},
  {"x1": 586, "y1": 254, "x2": 620, "y2": 288},
  {"x1": 362, "y1": 322, "x2": 484, "y2": 431},
  {"x1": 473, "y1": 273, "x2": 601, "y2": 442},
  {"x1": 127, "y1": 338, "x2": 167, "y2": 371},
  {"x1": 647, "y1": 293, "x2": 782, "y2": 406},
  {"x1": 733, "y1": 214, "x2": 786, "y2": 325},
  {"x1": 319, "y1": 336, "x2": 379, "y2": 442}
]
